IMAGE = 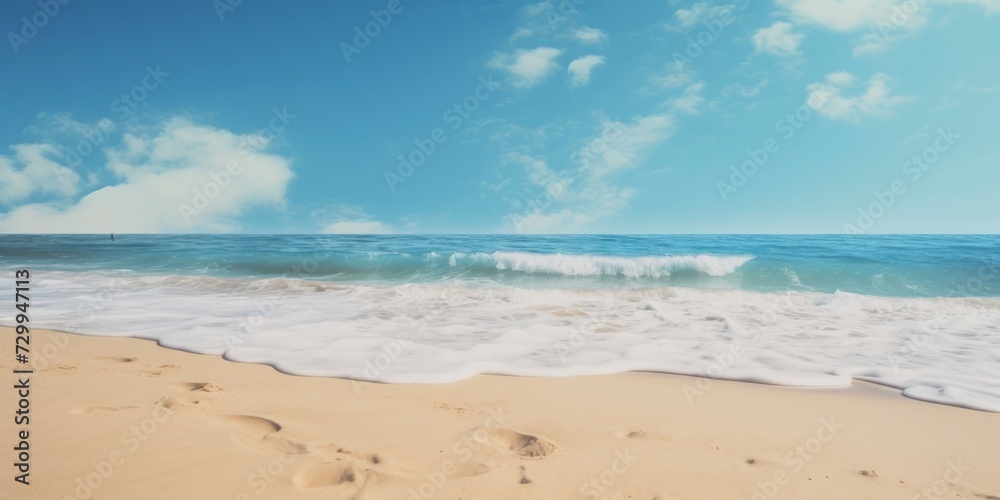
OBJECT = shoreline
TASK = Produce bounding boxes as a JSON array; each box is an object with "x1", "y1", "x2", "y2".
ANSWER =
[{"x1": 3, "y1": 327, "x2": 999, "y2": 499}]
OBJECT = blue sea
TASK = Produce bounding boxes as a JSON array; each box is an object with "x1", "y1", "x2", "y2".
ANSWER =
[{"x1": 2, "y1": 234, "x2": 999, "y2": 411}]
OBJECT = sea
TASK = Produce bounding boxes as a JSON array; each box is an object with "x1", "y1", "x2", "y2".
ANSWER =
[{"x1": 2, "y1": 234, "x2": 999, "y2": 412}]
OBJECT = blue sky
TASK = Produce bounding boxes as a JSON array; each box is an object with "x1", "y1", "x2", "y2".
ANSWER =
[{"x1": 0, "y1": 0, "x2": 997, "y2": 234}]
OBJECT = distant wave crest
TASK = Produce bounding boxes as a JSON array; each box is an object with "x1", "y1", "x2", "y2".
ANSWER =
[{"x1": 448, "y1": 252, "x2": 754, "y2": 278}]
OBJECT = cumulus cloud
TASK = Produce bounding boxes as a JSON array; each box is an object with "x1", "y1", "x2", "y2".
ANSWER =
[
  {"x1": 806, "y1": 72, "x2": 912, "y2": 121},
  {"x1": 0, "y1": 143, "x2": 80, "y2": 203},
  {"x1": 775, "y1": 0, "x2": 999, "y2": 54},
  {"x1": 752, "y1": 21, "x2": 805, "y2": 56},
  {"x1": 776, "y1": 0, "x2": 912, "y2": 31},
  {"x1": 572, "y1": 26, "x2": 608, "y2": 43},
  {"x1": 489, "y1": 47, "x2": 562, "y2": 88},
  {"x1": 567, "y1": 55, "x2": 606, "y2": 87},
  {"x1": 0, "y1": 117, "x2": 295, "y2": 233},
  {"x1": 320, "y1": 205, "x2": 393, "y2": 234}
]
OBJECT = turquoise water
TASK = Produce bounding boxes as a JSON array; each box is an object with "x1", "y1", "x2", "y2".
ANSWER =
[
  {"x1": 1, "y1": 234, "x2": 997, "y2": 297},
  {"x1": 2, "y1": 234, "x2": 999, "y2": 411}
]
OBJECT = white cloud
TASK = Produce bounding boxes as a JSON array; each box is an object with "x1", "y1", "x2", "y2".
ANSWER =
[
  {"x1": 775, "y1": 0, "x2": 999, "y2": 54},
  {"x1": 752, "y1": 21, "x2": 805, "y2": 56},
  {"x1": 0, "y1": 118, "x2": 294, "y2": 233},
  {"x1": 504, "y1": 152, "x2": 555, "y2": 187},
  {"x1": 505, "y1": 2, "x2": 603, "y2": 44},
  {"x1": 320, "y1": 205, "x2": 393, "y2": 234},
  {"x1": 581, "y1": 114, "x2": 678, "y2": 179},
  {"x1": 776, "y1": 0, "x2": 910, "y2": 31},
  {"x1": 668, "y1": 82, "x2": 706, "y2": 115},
  {"x1": 523, "y1": 1, "x2": 552, "y2": 17},
  {"x1": 806, "y1": 72, "x2": 912, "y2": 121},
  {"x1": 939, "y1": 0, "x2": 1000, "y2": 12},
  {"x1": 567, "y1": 55, "x2": 606, "y2": 87},
  {"x1": 503, "y1": 114, "x2": 678, "y2": 233},
  {"x1": 825, "y1": 71, "x2": 855, "y2": 86},
  {"x1": 722, "y1": 80, "x2": 769, "y2": 97},
  {"x1": 572, "y1": 26, "x2": 608, "y2": 43},
  {"x1": 851, "y1": 32, "x2": 900, "y2": 55},
  {"x1": 322, "y1": 220, "x2": 392, "y2": 234},
  {"x1": 489, "y1": 47, "x2": 562, "y2": 88},
  {"x1": 655, "y1": 59, "x2": 696, "y2": 88},
  {"x1": 0, "y1": 143, "x2": 80, "y2": 203},
  {"x1": 670, "y1": 2, "x2": 737, "y2": 30},
  {"x1": 27, "y1": 112, "x2": 116, "y2": 141}
]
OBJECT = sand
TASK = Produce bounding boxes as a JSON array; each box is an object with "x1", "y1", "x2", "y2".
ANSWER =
[{"x1": 2, "y1": 327, "x2": 999, "y2": 500}]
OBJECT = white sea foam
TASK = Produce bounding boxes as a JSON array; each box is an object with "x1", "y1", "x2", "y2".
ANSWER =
[
  {"x1": 14, "y1": 271, "x2": 1000, "y2": 413},
  {"x1": 450, "y1": 252, "x2": 754, "y2": 278}
]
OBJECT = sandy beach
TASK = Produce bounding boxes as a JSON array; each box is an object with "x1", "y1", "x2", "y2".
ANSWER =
[{"x1": 4, "y1": 327, "x2": 998, "y2": 500}]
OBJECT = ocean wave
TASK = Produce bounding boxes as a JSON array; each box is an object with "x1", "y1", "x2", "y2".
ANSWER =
[{"x1": 448, "y1": 252, "x2": 754, "y2": 278}]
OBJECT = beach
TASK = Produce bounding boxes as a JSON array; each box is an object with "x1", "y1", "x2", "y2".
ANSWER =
[{"x1": 7, "y1": 327, "x2": 999, "y2": 500}]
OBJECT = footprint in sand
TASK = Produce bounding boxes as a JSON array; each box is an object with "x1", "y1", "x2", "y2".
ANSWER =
[
  {"x1": 518, "y1": 465, "x2": 532, "y2": 484},
  {"x1": 217, "y1": 415, "x2": 308, "y2": 456},
  {"x1": 618, "y1": 429, "x2": 670, "y2": 441},
  {"x1": 97, "y1": 356, "x2": 137, "y2": 363},
  {"x1": 219, "y1": 415, "x2": 282, "y2": 437},
  {"x1": 156, "y1": 396, "x2": 201, "y2": 410},
  {"x1": 69, "y1": 406, "x2": 137, "y2": 415},
  {"x1": 473, "y1": 427, "x2": 556, "y2": 458},
  {"x1": 292, "y1": 461, "x2": 373, "y2": 490},
  {"x1": 170, "y1": 382, "x2": 224, "y2": 393}
]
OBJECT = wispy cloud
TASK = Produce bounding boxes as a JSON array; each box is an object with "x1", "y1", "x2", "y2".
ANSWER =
[
  {"x1": 654, "y1": 59, "x2": 697, "y2": 89},
  {"x1": 567, "y1": 55, "x2": 606, "y2": 87},
  {"x1": 721, "y1": 80, "x2": 769, "y2": 97},
  {"x1": 806, "y1": 72, "x2": 912, "y2": 121},
  {"x1": 668, "y1": 82, "x2": 707, "y2": 115},
  {"x1": 752, "y1": 21, "x2": 804, "y2": 56},
  {"x1": 489, "y1": 47, "x2": 562, "y2": 88},
  {"x1": 572, "y1": 26, "x2": 608, "y2": 43}
]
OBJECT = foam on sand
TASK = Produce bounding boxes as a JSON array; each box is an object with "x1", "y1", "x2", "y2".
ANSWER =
[{"x1": 16, "y1": 271, "x2": 1000, "y2": 412}]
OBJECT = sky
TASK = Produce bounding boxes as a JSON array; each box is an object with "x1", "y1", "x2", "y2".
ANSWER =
[{"x1": 0, "y1": 0, "x2": 998, "y2": 234}]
